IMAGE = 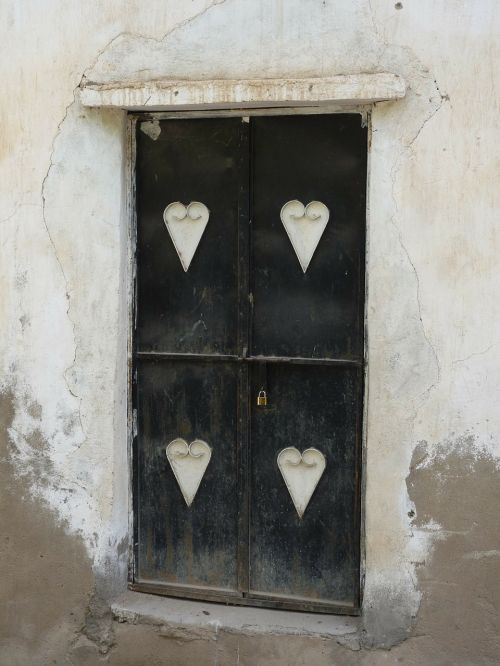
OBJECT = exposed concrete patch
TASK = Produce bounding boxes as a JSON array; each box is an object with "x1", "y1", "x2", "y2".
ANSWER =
[
  {"x1": 111, "y1": 591, "x2": 360, "y2": 647},
  {"x1": 81, "y1": 583, "x2": 116, "y2": 656},
  {"x1": 109, "y1": 622, "x2": 367, "y2": 666},
  {"x1": 0, "y1": 387, "x2": 123, "y2": 663},
  {"x1": 0, "y1": 389, "x2": 94, "y2": 664},
  {"x1": 401, "y1": 437, "x2": 500, "y2": 664}
]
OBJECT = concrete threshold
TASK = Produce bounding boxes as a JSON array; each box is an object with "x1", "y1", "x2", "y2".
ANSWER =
[{"x1": 112, "y1": 591, "x2": 361, "y2": 649}]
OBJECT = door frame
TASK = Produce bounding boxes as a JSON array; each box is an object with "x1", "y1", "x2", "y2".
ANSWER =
[{"x1": 126, "y1": 108, "x2": 371, "y2": 615}]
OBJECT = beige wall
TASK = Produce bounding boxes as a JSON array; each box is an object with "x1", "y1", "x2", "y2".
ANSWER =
[{"x1": 1, "y1": 1, "x2": 499, "y2": 663}]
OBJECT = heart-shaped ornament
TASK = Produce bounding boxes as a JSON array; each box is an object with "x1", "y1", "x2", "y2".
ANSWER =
[
  {"x1": 280, "y1": 200, "x2": 330, "y2": 273},
  {"x1": 277, "y1": 447, "x2": 326, "y2": 518},
  {"x1": 166, "y1": 438, "x2": 212, "y2": 507},
  {"x1": 163, "y1": 201, "x2": 210, "y2": 272}
]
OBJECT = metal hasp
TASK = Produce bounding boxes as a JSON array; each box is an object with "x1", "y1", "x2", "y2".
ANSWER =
[
  {"x1": 280, "y1": 200, "x2": 330, "y2": 273},
  {"x1": 133, "y1": 114, "x2": 366, "y2": 613},
  {"x1": 163, "y1": 201, "x2": 210, "y2": 271},
  {"x1": 277, "y1": 447, "x2": 326, "y2": 518}
]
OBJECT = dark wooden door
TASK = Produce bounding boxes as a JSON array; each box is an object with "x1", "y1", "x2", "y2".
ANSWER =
[{"x1": 133, "y1": 114, "x2": 366, "y2": 613}]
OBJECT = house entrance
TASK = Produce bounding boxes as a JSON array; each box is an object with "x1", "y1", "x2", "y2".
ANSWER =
[{"x1": 133, "y1": 114, "x2": 366, "y2": 613}]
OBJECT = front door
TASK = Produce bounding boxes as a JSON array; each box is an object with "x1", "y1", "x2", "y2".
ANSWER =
[{"x1": 133, "y1": 114, "x2": 366, "y2": 613}]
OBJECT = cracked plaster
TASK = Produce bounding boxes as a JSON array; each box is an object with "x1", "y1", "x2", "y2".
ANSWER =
[{"x1": 2, "y1": 0, "x2": 500, "y2": 660}]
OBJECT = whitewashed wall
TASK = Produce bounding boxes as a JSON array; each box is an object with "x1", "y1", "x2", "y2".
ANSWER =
[{"x1": 1, "y1": 0, "x2": 499, "y2": 656}]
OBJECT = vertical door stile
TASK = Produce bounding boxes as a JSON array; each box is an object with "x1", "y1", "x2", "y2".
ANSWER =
[
  {"x1": 353, "y1": 201, "x2": 367, "y2": 607},
  {"x1": 352, "y1": 364, "x2": 364, "y2": 607},
  {"x1": 248, "y1": 115, "x2": 366, "y2": 611},
  {"x1": 134, "y1": 117, "x2": 243, "y2": 597},
  {"x1": 236, "y1": 118, "x2": 250, "y2": 594}
]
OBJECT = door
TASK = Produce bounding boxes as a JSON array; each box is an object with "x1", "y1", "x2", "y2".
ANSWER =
[{"x1": 133, "y1": 114, "x2": 366, "y2": 613}]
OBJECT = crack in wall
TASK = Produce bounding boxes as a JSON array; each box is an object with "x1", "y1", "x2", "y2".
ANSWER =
[
  {"x1": 0, "y1": 202, "x2": 41, "y2": 225},
  {"x1": 452, "y1": 341, "x2": 500, "y2": 365},
  {"x1": 388, "y1": 81, "x2": 448, "y2": 424},
  {"x1": 381, "y1": 85, "x2": 450, "y2": 644},
  {"x1": 41, "y1": 95, "x2": 86, "y2": 445},
  {"x1": 407, "y1": 98, "x2": 446, "y2": 152},
  {"x1": 367, "y1": 0, "x2": 388, "y2": 60},
  {"x1": 389, "y1": 167, "x2": 441, "y2": 411},
  {"x1": 39, "y1": 0, "x2": 231, "y2": 450},
  {"x1": 81, "y1": 0, "x2": 228, "y2": 87},
  {"x1": 367, "y1": 0, "x2": 395, "y2": 74}
]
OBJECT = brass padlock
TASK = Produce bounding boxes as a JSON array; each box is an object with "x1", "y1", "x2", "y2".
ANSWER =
[{"x1": 257, "y1": 389, "x2": 267, "y2": 406}]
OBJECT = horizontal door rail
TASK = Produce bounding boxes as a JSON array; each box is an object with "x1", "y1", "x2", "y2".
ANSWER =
[
  {"x1": 135, "y1": 350, "x2": 362, "y2": 366},
  {"x1": 245, "y1": 355, "x2": 361, "y2": 367},
  {"x1": 135, "y1": 351, "x2": 240, "y2": 362},
  {"x1": 130, "y1": 581, "x2": 358, "y2": 615}
]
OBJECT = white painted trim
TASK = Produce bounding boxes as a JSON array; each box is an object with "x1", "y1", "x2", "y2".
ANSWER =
[{"x1": 79, "y1": 74, "x2": 405, "y2": 110}]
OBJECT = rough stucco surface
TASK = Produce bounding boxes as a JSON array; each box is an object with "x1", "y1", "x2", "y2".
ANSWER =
[
  {"x1": 0, "y1": 390, "x2": 94, "y2": 664},
  {"x1": 1, "y1": 0, "x2": 500, "y2": 664}
]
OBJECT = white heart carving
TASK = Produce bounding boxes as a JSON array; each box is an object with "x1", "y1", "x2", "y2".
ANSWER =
[
  {"x1": 166, "y1": 438, "x2": 212, "y2": 507},
  {"x1": 277, "y1": 447, "x2": 326, "y2": 518},
  {"x1": 280, "y1": 200, "x2": 330, "y2": 273},
  {"x1": 163, "y1": 201, "x2": 210, "y2": 272}
]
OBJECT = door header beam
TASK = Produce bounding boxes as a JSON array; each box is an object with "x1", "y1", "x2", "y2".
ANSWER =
[{"x1": 79, "y1": 73, "x2": 406, "y2": 111}]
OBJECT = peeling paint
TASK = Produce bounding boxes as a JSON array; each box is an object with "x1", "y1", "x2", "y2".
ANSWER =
[
  {"x1": 0, "y1": 390, "x2": 94, "y2": 663},
  {"x1": 140, "y1": 119, "x2": 161, "y2": 140},
  {"x1": 404, "y1": 439, "x2": 500, "y2": 664}
]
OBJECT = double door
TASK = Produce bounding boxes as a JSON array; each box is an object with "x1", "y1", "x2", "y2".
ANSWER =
[{"x1": 133, "y1": 114, "x2": 366, "y2": 613}]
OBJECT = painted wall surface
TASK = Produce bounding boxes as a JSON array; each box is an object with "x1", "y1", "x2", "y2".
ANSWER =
[{"x1": 1, "y1": 1, "x2": 499, "y2": 663}]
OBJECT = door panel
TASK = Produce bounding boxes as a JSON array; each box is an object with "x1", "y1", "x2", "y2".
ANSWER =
[
  {"x1": 136, "y1": 117, "x2": 242, "y2": 355},
  {"x1": 136, "y1": 359, "x2": 239, "y2": 591},
  {"x1": 249, "y1": 364, "x2": 361, "y2": 605},
  {"x1": 251, "y1": 115, "x2": 366, "y2": 360},
  {"x1": 133, "y1": 113, "x2": 366, "y2": 612}
]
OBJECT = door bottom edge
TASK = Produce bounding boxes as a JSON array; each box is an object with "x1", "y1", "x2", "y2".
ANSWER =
[{"x1": 130, "y1": 582, "x2": 360, "y2": 615}]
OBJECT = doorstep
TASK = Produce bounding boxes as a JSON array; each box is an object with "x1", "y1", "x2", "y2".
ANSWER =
[{"x1": 111, "y1": 591, "x2": 360, "y2": 649}]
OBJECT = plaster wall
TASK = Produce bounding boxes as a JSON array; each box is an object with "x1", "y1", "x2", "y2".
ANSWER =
[{"x1": 1, "y1": 1, "x2": 499, "y2": 664}]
